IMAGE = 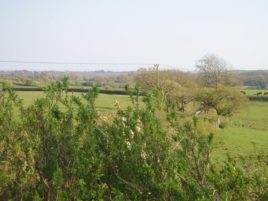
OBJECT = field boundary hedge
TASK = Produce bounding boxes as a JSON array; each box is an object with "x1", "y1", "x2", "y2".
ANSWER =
[
  {"x1": 5, "y1": 88, "x2": 268, "y2": 101},
  {"x1": 9, "y1": 87, "x2": 130, "y2": 95},
  {"x1": 248, "y1": 95, "x2": 268, "y2": 101}
]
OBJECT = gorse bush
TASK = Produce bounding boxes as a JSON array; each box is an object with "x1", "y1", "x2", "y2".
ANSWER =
[{"x1": 0, "y1": 78, "x2": 267, "y2": 201}]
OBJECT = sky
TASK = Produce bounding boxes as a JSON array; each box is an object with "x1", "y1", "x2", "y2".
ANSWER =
[{"x1": 0, "y1": 0, "x2": 268, "y2": 71}]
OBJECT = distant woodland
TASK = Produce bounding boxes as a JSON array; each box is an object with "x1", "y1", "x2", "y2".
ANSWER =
[{"x1": 0, "y1": 69, "x2": 268, "y2": 90}]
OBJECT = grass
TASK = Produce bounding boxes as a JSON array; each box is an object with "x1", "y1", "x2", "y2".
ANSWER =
[
  {"x1": 213, "y1": 127, "x2": 268, "y2": 160},
  {"x1": 231, "y1": 101, "x2": 268, "y2": 130},
  {"x1": 242, "y1": 89, "x2": 268, "y2": 96},
  {"x1": 16, "y1": 91, "x2": 132, "y2": 111},
  {"x1": 213, "y1": 101, "x2": 268, "y2": 160},
  {"x1": 15, "y1": 91, "x2": 268, "y2": 160},
  {"x1": 16, "y1": 91, "x2": 44, "y2": 106}
]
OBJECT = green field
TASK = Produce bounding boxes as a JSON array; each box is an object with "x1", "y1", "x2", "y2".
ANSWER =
[
  {"x1": 16, "y1": 91, "x2": 132, "y2": 111},
  {"x1": 242, "y1": 88, "x2": 268, "y2": 96},
  {"x1": 213, "y1": 101, "x2": 268, "y2": 160},
  {"x1": 16, "y1": 91, "x2": 268, "y2": 160}
]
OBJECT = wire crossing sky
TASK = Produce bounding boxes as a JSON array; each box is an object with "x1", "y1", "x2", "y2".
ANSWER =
[{"x1": 0, "y1": 0, "x2": 268, "y2": 71}]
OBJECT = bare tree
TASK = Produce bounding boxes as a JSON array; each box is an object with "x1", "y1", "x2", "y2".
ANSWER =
[{"x1": 196, "y1": 54, "x2": 229, "y2": 88}]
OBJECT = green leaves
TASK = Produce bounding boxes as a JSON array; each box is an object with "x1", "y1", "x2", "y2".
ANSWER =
[{"x1": 0, "y1": 78, "x2": 266, "y2": 200}]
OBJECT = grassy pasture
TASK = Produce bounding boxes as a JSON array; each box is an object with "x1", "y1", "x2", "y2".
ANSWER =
[
  {"x1": 214, "y1": 127, "x2": 268, "y2": 159},
  {"x1": 242, "y1": 88, "x2": 268, "y2": 96},
  {"x1": 213, "y1": 101, "x2": 268, "y2": 160},
  {"x1": 16, "y1": 91, "x2": 132, "y2": 111},
  {"x1": 231, "y1": 101, "x2": 268, "y2": 130},
  {"x1": 15, "y1": 91, "x2": 268, "y2": 160}
]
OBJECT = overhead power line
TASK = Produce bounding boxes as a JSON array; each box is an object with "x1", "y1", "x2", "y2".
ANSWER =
[
  {"x1": 0, "y1": 60, "x2": 154, "y2": 66},
  {"x1": 0, "y1": 60, "x2": 184, "y2": 70}
]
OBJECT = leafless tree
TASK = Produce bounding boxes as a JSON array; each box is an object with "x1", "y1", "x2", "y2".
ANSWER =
[{"x1": 196, "y1": 54, "x2": 229, "y2": 88}]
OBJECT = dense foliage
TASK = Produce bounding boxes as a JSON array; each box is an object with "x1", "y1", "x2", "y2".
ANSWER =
[{"x1": 0, "y1": 78, "x2": 267, "y2": 200}]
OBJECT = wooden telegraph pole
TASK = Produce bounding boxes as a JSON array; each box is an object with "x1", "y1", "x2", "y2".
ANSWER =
[{"x1": 154, "y1": 64, "x2": 160, "y2": 88}]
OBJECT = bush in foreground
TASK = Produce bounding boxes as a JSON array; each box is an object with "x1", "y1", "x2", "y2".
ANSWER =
[{"x1": 0, "y1": 78, "x2": 267, "y2": 200}]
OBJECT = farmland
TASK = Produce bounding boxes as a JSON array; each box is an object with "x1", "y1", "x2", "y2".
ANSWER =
[
  {"x1": 213, "y1": 101, "x2": 268, "y2": 160},
  {"x1": 242, "y1": 88, "x2": 268, "y2": 96},
  {"x1": 2, "y1": 0, "x2": 268, "y2": 198},
  {"x1": 16, "y1": 91, "x2": 268, "y2": 160},
  {"x1": 2, "y1": 70, "x2": 268, "y2": 199},
  {"x1": 16, "y1": 91, "x2": 132, "y2": 110}
]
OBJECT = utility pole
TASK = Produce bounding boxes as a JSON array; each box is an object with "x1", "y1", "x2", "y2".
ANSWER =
[{"x1": 154, "y1": 64, "x2": 160, "y2": 88}]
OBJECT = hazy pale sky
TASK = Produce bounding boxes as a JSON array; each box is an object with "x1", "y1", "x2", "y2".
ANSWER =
[{"x1": 0, "y1": 0, "x2": 268, "y2": 71}]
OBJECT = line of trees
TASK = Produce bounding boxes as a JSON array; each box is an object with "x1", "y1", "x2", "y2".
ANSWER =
[{"x1": 1, "y1": 55, "x2": 268, "y2": 90}]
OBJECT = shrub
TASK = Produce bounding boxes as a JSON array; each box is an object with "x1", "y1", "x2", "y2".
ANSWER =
[{"x1": 0, "y1": 78, "x2": 267, "y2": 200}]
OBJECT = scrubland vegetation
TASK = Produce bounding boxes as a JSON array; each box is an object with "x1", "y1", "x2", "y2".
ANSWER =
[
  {"x1": 0, "y1": 55, "x2": 268, "y2": 200},
  {"x1": 0, "y1": 77, "x2": 267, "y2": 200}
]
